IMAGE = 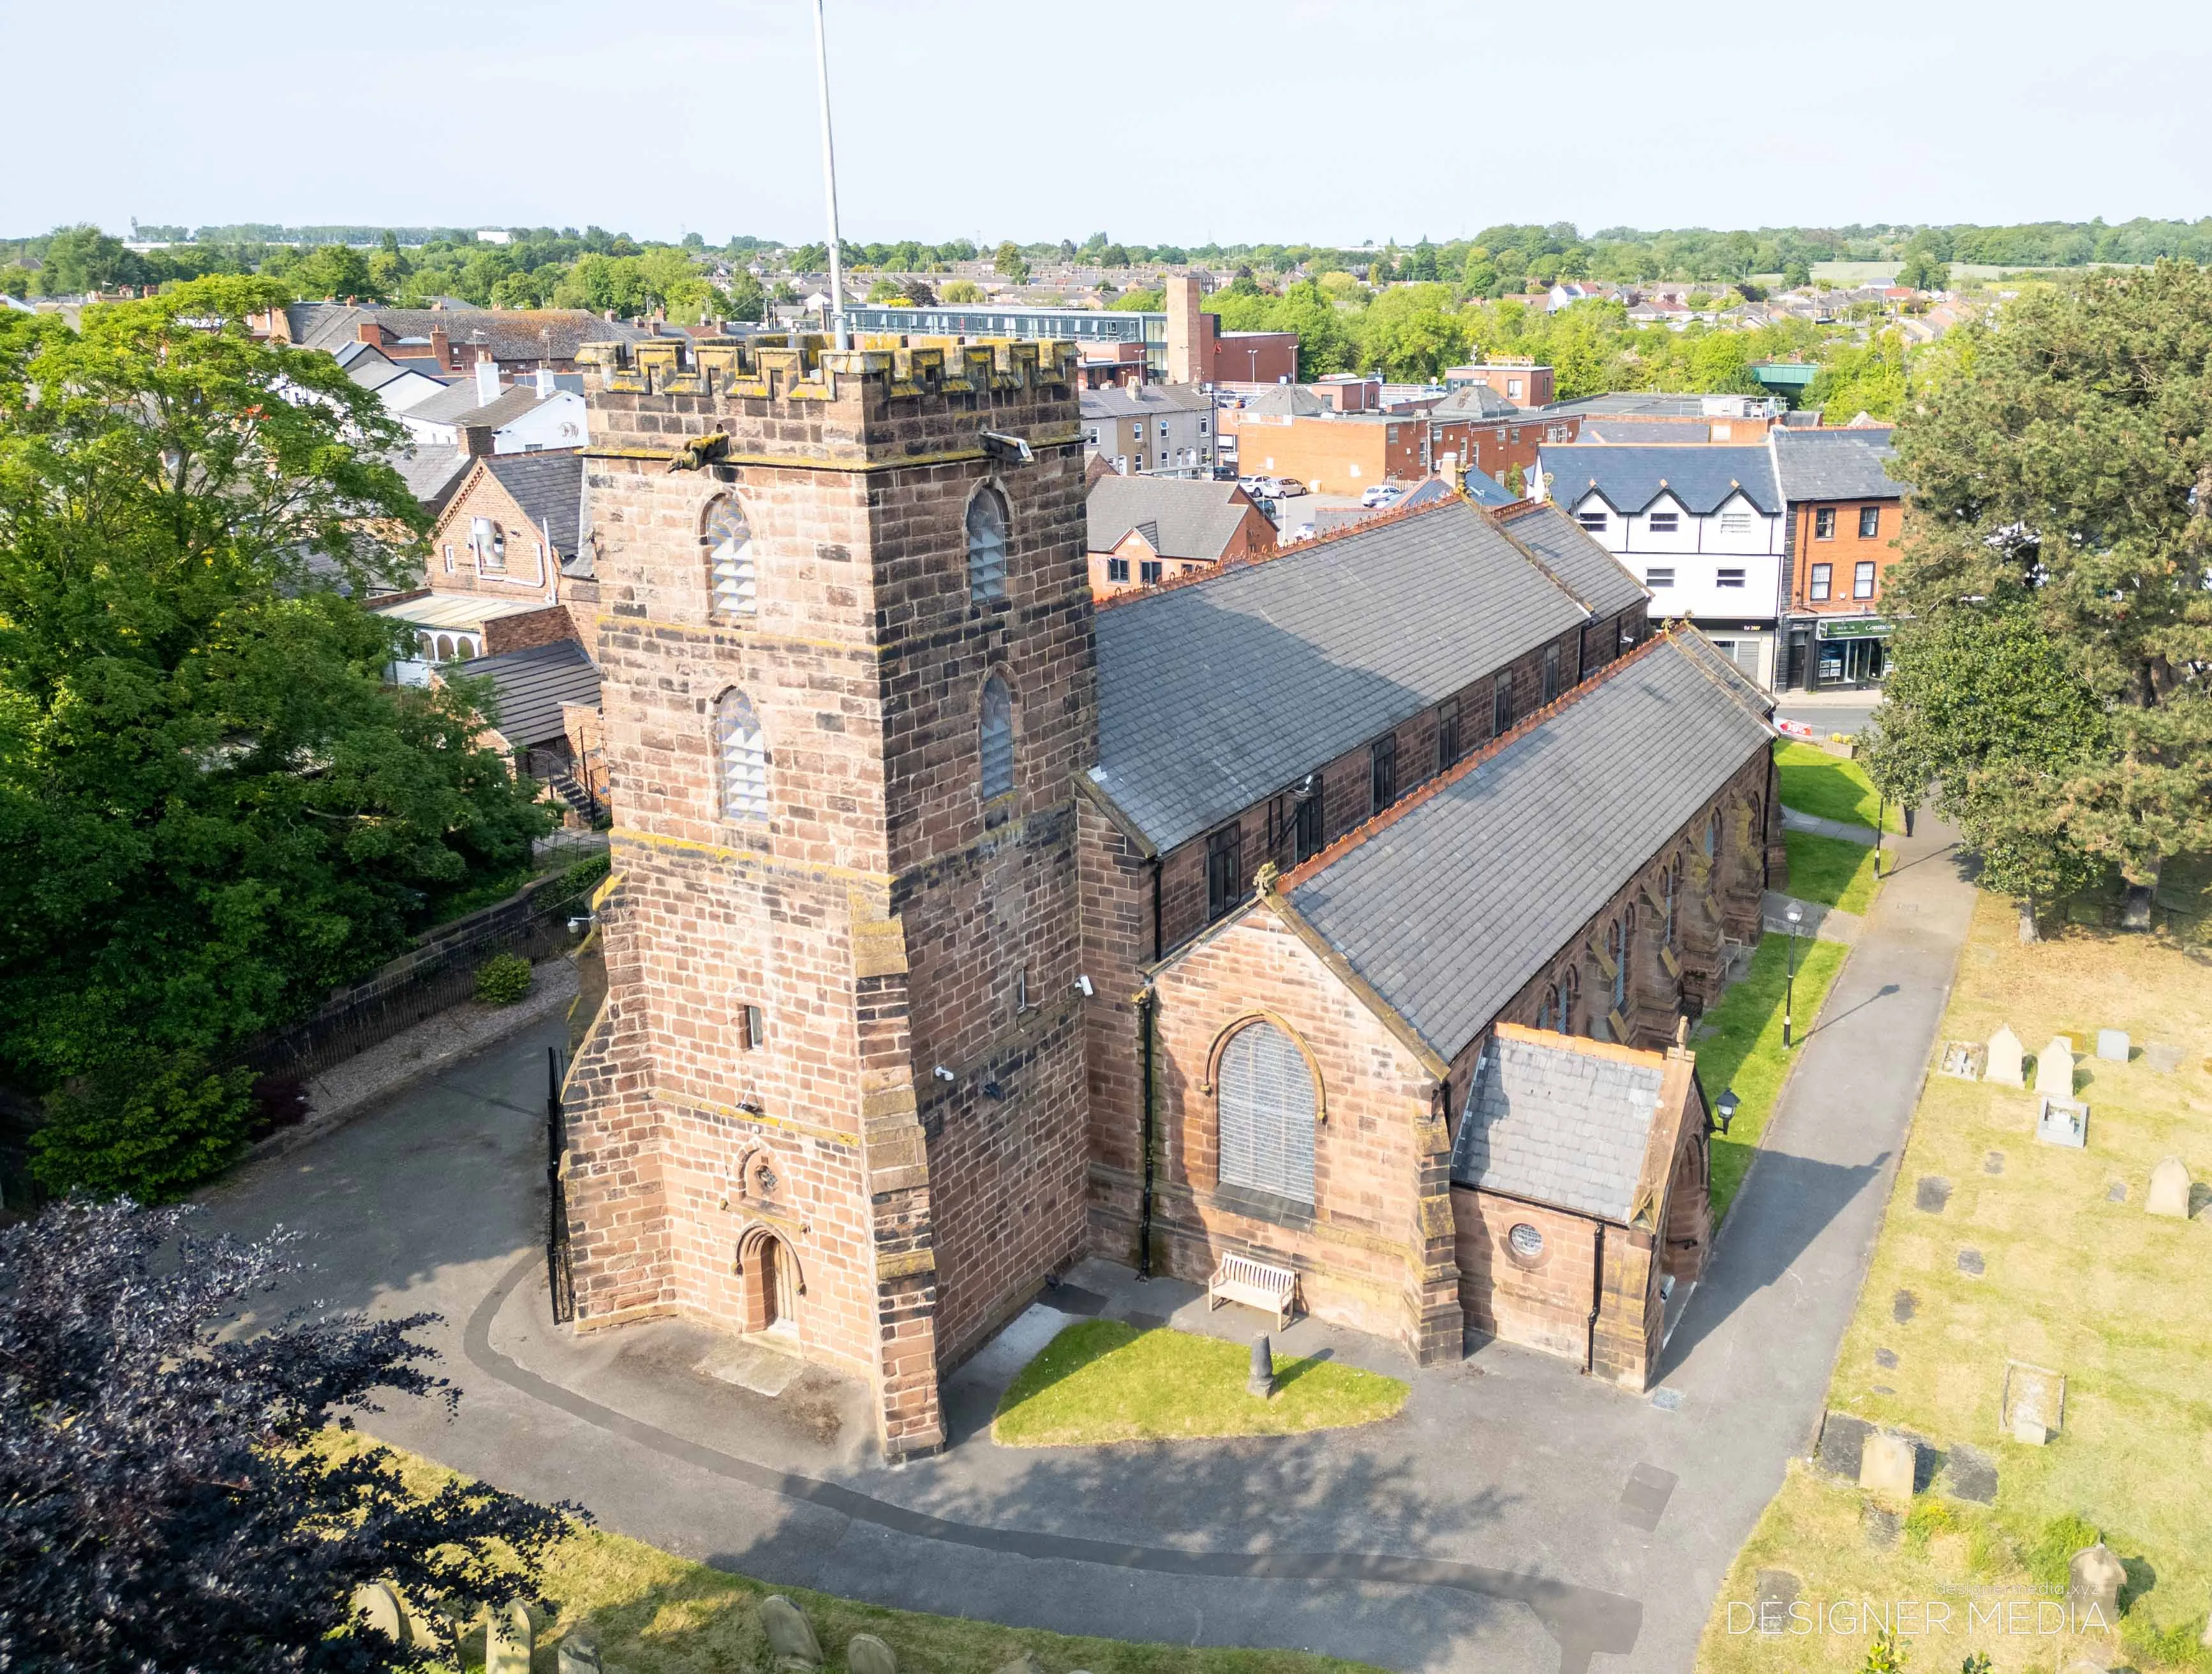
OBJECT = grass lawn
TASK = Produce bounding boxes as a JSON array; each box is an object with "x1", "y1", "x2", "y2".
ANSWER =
[
  {"x1": 1692, "y1": 932, "x2": 1850, "y2": 1223},
  {"x1": 992, "y1": 1320, "x2": 1407, "y2": 1447},
  {"x1": 355, "y1": 1438, "x2": 1387, "y2": 1674},
  {"x1": 1774, "y1": 740, "x2": 1902, "y2": 833},
  {"x1": 1783, "y1": 830, "x2": 1882, "y2": 918},
  {"x1": 1695, "y1": 893, "x2": 2212, "y2": 1673}
]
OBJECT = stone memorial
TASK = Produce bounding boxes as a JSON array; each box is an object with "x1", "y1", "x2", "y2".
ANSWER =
[
  {"x1": 761, "y1": 1596, "x2": 824, "y2": 1671},
  {"x1": 2011, "y1": 1415, "x2": 2048, "y2": 1446},
  {"x1": 2146, "y1": 1156, "x2": 2192, "y2": 1219},
  {"x1": 2096, "y1": 1029, "x2": 2130, "y2": 1063},
  {"x1": 2036, "y1": 1097, "x2": 2088, "y2": 1149},
  {"x1": 350, "y1": 1582, "x2": 410, "y2": 1647},
  {"x1": 558, "y1": 1638, "x2": 604, "y2": 1674},
  {"x1": 485, "y1": 1602, "x2": 533, "y2": 1674},
  {"x1": 2001, "y1": 1359, "x2": 2066, "y2": 1440},
  {"x1": 2068, "y1": 1542, "x2": 2125, "y2": 1622},
  {"x1": 1984, "y1": 1025, "x2": 2026, "y2": 1087},
  {"x1": 846, "y1": 1633, "x2": 898, "y2": 1674},
  {"x1": 1939, "y1": 1040, "x2": 1986, "y2": 1081},
  {"x1": 2035, "y1": 1036, "x2": 2075, "y2": 1098},
  {"x1": 1857, "y1": 1431, "x2": 1917, "y2": 1500},
  {"x1": 1248, "y1": 1333, "x2": 1275, "y2": 1398}
]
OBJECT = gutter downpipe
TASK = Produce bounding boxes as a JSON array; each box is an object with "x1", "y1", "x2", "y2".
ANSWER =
[
  {"x1": 1150, "y1": 855, "x2": 1163, "y2": 963},
  {"x1": 1584, "y1": 1222, "x2": 1606, "y2": 1376},
  {"x1": 1135, "y1": 985, "x2": 1157, "y2": 1280}
]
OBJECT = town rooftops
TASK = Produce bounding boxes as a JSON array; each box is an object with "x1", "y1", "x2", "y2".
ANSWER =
[
  {"x1": 1091, "y1": 497, "x2": 1592, "y2": 855},
  {"x1": 1543, "y1": 444, "x2": 1782, "y2": 517},
  {"x1": 1582, "y1": 419, "x2": 1709, "y2": 445},
  {"x1": 464, "y1": 638, "x2": 602, "y2": 751},
  {"x1": 285, "y1": 304, "x2": 653, "y2": 362},
  {"x1": 1087, "y1": 475, "x2": 1258, "y2": 564},
  {"x1": 405, "y1": 380, "x2": 562, "y2": 430},
  {"x1": 1494, "y1": 500, "x2": 1649, "y2": 616},
  {"x1": 1770, "y1": 426, "x2": 1903, "y2": 502},
  {"x1": 1239, "y1": 384, "x2": 1331, "y2": 418},
  {"x1": 369, "y1": 592, "x2": 556, "y2": 632},
  {"x1": 1430, "y1": 384, "x2": 1525, "y2": 420},
  {"x1": 1080, "y1": 382, "x2": 1213, "y2": 419},
  {"x1": 1543, "y1": 393, "x2": 1779, "y2": 420},
  {"x1": 1450, "y1": 1026, "x2": 1671, "y2": 1222},
  {"x1": 481, "y1": 451, "x2": 588, "y2": 560},
  {"x1": 380, "y1": 442, "x2": 471, "y2": 514},
  {"x1": 1280, "y1": 631, "x2": 1772, "y2": 1060}
]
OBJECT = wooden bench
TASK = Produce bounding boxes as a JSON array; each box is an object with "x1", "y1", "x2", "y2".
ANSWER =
[{"x1": 1208, "y1": 1255, "x2": 1298, "y2": 1331}]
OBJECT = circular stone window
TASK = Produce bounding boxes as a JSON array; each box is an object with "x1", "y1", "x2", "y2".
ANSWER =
[{"x1": 1507, "y1": 1223, "x2": 1546, "y2": 1263}]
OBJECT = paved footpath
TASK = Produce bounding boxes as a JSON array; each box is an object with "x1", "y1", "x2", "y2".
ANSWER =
[{"x1": 200, "y1": 816, "x2": 1977, "y2": 1674}]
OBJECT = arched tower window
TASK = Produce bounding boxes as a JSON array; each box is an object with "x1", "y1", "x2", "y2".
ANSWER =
[
  {"x1": 967, "y1": 486, "x2": 1009, "y2": 602},
  {"x1": 979, "y1": 674, "x2": 1014, "y2": 802},
  {"x1": 715, "y1": 689, "x2": 769, "y2": 823},
  {"x1": 704, "y1": 496, "x2": 757, "y2": 620},
  {"x1": 1217, "y1": 1020, "x2": 1318, "y2": 1204},
  {"x1": 1704, "y1": 809, "x2": 1720, "y2": 858},
  {"x1": 1609, "y1": 915, "x2": 1628, "y2": 1012},
  {"x1": 1563, "y1": 965, "x2": 1582, "y2": 1035},
  {"x1": 1538, "y1": 984, "x2": 1560, "y2": 1032},
  {"x1": 1663, "y1": 859, "x2": 1679, "y2": 947}
]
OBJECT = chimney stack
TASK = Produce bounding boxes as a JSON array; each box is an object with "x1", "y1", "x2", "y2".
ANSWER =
[
  {"x1": 430, "y1": 325, "x2": 450, "y2": 369},
  {"x1": 475, "y1": 354, "x2": 501, "y2": 407},
  {"x1": 457, "y1": 420, "x2": 496, "y2": 458},
  {"x1": 534, "y1": 367, "x2": 556, "y2": 398}
]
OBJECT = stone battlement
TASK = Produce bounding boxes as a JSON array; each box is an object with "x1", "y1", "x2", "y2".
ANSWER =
[{"x1": 577, "y1": 333, "x2": 1078, "y2": 405}]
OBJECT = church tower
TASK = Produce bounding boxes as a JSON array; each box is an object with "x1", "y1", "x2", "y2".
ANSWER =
[{"x1": 560, "y1": 335, "x2": 1096, "y2": 1456}]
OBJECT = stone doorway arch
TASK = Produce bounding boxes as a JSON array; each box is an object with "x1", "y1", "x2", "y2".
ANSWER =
[{"x1": 736, "y1": 1224, "x2": 803, "y2": 1337}]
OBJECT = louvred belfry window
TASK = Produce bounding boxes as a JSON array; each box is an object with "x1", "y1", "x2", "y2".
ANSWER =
[
  {"x1": 706, "y1": 497, "x2": 757, "y2": 620},
  {"x1": 968, "y1": 486, "x2": 1009, "y2": 602},
  {"x1": 1216, "y1": 1022, "x2": 1317, "y2": 1205},
  {"x1": 979, "y1": 675, "x2": 1015, "y2": 802},
  {"x1": 716, "y1": 689, "x2": 769, "y2": 823}
]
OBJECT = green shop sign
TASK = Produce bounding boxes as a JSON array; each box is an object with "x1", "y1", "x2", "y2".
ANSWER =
[{"x1": 1818, "y1": 618, "x2": 1894, "y2": 640}]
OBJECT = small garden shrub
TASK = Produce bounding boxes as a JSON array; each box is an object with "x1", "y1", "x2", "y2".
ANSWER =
[
  {"x1": 31, "y1": 1052, "x2": 257, "y2": 1202},
  {"x1": 475, "y1": 953, "x2": 534, "y2": 1006},
  {"x1": 560, "y1": 851, "x2": 611, "y2": 895}
]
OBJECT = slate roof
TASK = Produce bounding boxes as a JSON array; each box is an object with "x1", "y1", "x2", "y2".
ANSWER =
[
  {"x1": 1081, "y1": 383, "x2": 1214, "y2": 419},
  {"x1": 1240, "y1": 384, "x2": 1330, "y2": 417},
  {"x1": 460, "y1": 639, "x2": 600, "y2": 749},
  {"x1": 1543, "y1": 444, "x2": 1782, "y2": 516},
  {"x1": 286, "y1": 304, "x2": 652, "y2": 361},
  {"x1": 1449, "y1": 1029, "x2": 1668, "y2": 1220},
  {"x1": 380, "y1": 442, "x2": 471, "y2": 514},
  {"x1": 1431, "y1": 384, "x2": 1524, "y2": 420},
  {"x1": 1544, "y1": 393, "x2": 1771, "y2": 419},
  {"x1": 1496, "y1": 501, "x2": 1649, "y2": 615},
  {"x1": 405, "y1": 380, "x2": 560, "y2": 430},
  {"x1": 1770, "y1": 426, "x2": 1903, "y2": 502},
  {"x1": 1087, "y1": 475, "x2": 1258, "y2": 564},
  {"x1": 1092, "y1": 498, "x2": 1591, "y2": 853},
  {"x1": 483, "y1": 451, "x2": 587, "y2": 558},
  {"x1": 1282, "y1": 632, "x2": 1772, "y2": 1058},
  {"x1": 1582, "y1": 419, "x2": 1708, "y2": 445}
]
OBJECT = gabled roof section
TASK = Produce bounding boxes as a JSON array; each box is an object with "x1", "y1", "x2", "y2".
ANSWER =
[
  {"x1": 1240, "y1": 384, "x2": 1330, "y2": 417},
  {"x1": 1092, "y1": 497, "x2": 1591, "y2": 854},
  {"x1": 483, "y1": 451, "x2": 586, "y2": 557},
  {"x1": 1544, "y1": 445, "x2": 1781, "y2": 517},
  {"x1": 1582, "y1": 419, "x2": 1708, "y2": 445},
  {"x1": 1081, "y1": 382, "x2": 1213, "y2": 419},
  {"x1": 405, "y1": 380, "x2": 561, "y2": 429},
  {"x1": 380, "y1": 442, "x2": 471, "y2": 514},
  {"x1": 1087, "y1": 475, "x2": 1258, "y2": 564},
  {"x1": 1449, "y1": 1025, "x2": 1670, "y2": 1221},
  {"x1": 1432, "y1": 384, "x2": 1524, "y2": 420},
  {"x1": 288, "y1": 304, "x2": 652, "y2": 361},
  {"x1": 1770, "y1": 426, "x2": 1903, "y2": 502},
  {"x1": 459, "y1": 638, "x2": 599, "y2": 749},
  {"x1": 1494, "y1": 500, "x2": 1648, "y2": 617},
  {"x1": 1278, "y1": 631, "x2": 1773, "y2": 1059}
]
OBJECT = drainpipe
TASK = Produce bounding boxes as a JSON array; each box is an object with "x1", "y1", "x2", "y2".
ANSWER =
[
  {"x1": 1135, "y1": 985, "x2": 1157, "y2": 1279},
  {"x1": 1149, "y1": 855, "x2": 1163, "y2": 962},
  {"x1": 1584, "y1": 1222, "x2": 1606, "y2": 1375}
]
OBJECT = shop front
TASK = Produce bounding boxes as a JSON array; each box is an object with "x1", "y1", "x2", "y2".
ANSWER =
[{"x1": 1806, "y1": 616, "x2": 1892, "y2": 689}]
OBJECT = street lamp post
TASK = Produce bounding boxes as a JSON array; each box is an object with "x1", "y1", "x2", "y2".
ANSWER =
[
  {"x1": 1247, "y1": 347, "x2": 1258, "y2": 383},
  {"x1": 1783, "y1": 901, "x2": 1804, "y2": 1047}
]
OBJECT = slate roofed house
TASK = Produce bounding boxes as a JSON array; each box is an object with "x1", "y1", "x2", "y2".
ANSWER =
[
  {"x1": 1536, "y1": 442, "x2": 1786, "y2": 687},
  {"x1": 1769, "y1": 425, "x2": 1905, "y2": 692},
  {"x1": 1424, "y1": 384, "x2": 1579, "y2": 491},
  {"x1": 264, "y1": 303, "x2": 654, "y2": 379},
  {"x1": 461, "y1": 638, "x2": 604, "y2": 810},
  {"x1": 1085, "y1": 473, "x2": 1277, "y2": 597},
  {"x1": 332, "y1": 340, "x2": 449, "y2": 414},
  {"x1": 1080, "y1": 382, "x2": 1217, "y2": 476},
  {"x1": 400, "y1": 360, "x2": 590, "y2": 456},
  {"x1": 380, "y1": 441, "x2": 473, "y2": 520}
]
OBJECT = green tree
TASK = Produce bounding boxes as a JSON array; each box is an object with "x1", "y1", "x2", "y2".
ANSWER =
[
  {"x1": 725, "y1": 269, "x2": 767, "y2": 322},
  {"x1": 288, "y1": 241, "x2": 381, "y2": 302},
  {"x1": 1807, "y1": 328, "x2": 1907, "y2": 421},
  {"x1": 993, "y1": 241, "x2": 1030, "y2": 282},
  {"x1": 0, "y1": 279, "x2": 551, "y2": 1153},
  {"x1": 1872, "y1": 262, "x2": 2212, "y2": 925},
  {"x1": 941, "y1": 278, "x2": 983, "y2": 303},
  {"x1": 42, "y1": 224, "x2": 143, "y2": 294}
]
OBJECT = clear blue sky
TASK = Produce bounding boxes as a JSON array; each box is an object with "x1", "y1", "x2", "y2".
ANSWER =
[{"x1": 6, "y1": 0, "x2": 2206, "y2": 245}]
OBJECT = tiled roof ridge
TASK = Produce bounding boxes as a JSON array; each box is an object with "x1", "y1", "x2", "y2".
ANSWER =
[
  {"x1": 1486, "y1": 504, "x2": 1592, "y2": 614},
  {"x1": 1665, "y1": 622, "x2": 1781, "y2": 730},
  {"x1": 1092, "y1": 484, "x2": 1469, "y2": 614},
  {"x1": 1492, "y1": 1020, "x2": 1665, "y2": 1071},
  {"x1": 1276, "y1": 627, "x2": 1680, "y2": 893}
]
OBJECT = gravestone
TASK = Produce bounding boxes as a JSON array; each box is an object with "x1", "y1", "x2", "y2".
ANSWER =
[
  {"x1": 2068, "y1": 1543, "x2": 2125, "y2": 1622},
  {"x1": 558, "y1": 1638, "x2": 604, "y2": 1674},
  {"x1": 485, "y1": 1603, "x2": 533, "y2": 1674},
  {"x1": 2146, "y1": 1156, "x2": 2192, "y2": 1218},
  {"x1": 846, "y1": 1633, "x2": 898, "y2": 1674},
  {"x1": 760, "y1": 1596, "x2": 823, "y2": 1671},
  {"x1": 1939, "y1": 1040, "x2": 1986, "y2": 1081},
  {"x1": 350, "y1": 1583, "x2": 410, "y2": 1647},
  {"x1": 2146, "y1": 1041, "x2": 2185, "y2": 1074},
  {"x1": 2001, "y1": 1360, "x2": 2066, "y2": 1440},
  {"x1": 2036, "y1": 1097, "x2": 2088, "y2": 1149},
  {"x1": 2035, "y1": 1036, "x2": 2075, "y2": 1098},
  {"x1": 1858, "y1": 1432, "x2": 1916, "y2": 1499},
  {"x1": 1816, "y1": 1410, "x2": 1871, "y2": 1477},
  {"x1": 1891, "y1": 1290, "x2": 1917, "y2": 1323},
  {"x1": 1984, "y1": 1150, "x2": 2005, "y2": 1174},
  {"x1": 1915, "y1": 1176, "x2": 1952, "y2": 1213},
  {"x1": 2012, "y1": 1415, "x2": 2049, "y2": 1446},
  {"x1": 1941, "y1": 1444, "x2": 1999, "y2": 1504},
  {"x1": 1985, "y1": 1026, "x2": 2026, "y2": 1087},
  {"x1": 2108, "y1": 1181, "x2": 2128, "y2": 1203},
  {"x1": 1248, "y1": 1333, "x2": 1275, "y2": 1398},
  {"x1": 1957, "y1": 1248, "x2": 1984, "y2": 1275},
  {"x1": 1874, "y1": 1347, "x2": 1898, "y2": 1369},
  {"x1": 2096, "y1": 1029, "x2": 2130, "y2": 1063}
]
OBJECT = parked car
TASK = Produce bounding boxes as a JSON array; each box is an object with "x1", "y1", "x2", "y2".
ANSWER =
[
  {"x1": 1360, "y1": 484, "x2": 1401, "y2": 509},
  {"x1": 1236, "y1": 475, "x2": 1266, "y2": 494},
  {"x1": 1271, "y1": 477, "x2": 1308, "y2": 498}
]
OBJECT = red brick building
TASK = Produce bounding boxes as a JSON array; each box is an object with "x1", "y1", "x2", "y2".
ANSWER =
[
  {"x1": 1164, "y1": 275, "x2": 1299, "y2": 386},
  {"x1": 1446, "y1": 361, "x2": 1555, "y2": 407},
  {"x1": 1085, "y1": 474, "x2": 1276, "y2": 597},
  {"x1": 1425, "y1": 384, "x2": 1581, "y2": 488},
  {"x1": 558, "y1": 333, "x2": 1782, "y2": 1456},
  {"x1": 1770, "y1": 426, "x2": 1905, "y2": 690}
]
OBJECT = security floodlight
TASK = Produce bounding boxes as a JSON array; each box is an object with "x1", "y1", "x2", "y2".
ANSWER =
[
  {"x1": 1075, "y1": 974, "x2": 1095, "y2": 998},
  {"x1": 933, "y1": 1065, "x2": 956, "y2": 1083}
]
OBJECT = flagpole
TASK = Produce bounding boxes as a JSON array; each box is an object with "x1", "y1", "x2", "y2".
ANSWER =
[{"x1": 810, "y1": 0, "x2": 849, "y2": 350}]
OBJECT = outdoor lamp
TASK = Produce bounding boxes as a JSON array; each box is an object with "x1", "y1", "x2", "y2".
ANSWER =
[
  {"x1": 1783, "y1": 901, "x2": 1805, "y2": 1048},
  {"x1": 1712, "y1": 1086, "x2": 1740, "y2": 1136}
]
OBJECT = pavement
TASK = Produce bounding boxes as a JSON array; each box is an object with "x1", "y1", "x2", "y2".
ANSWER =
[
  {"x1": 197, "y1": 810, "x2": 1979, "y2": 1674},
  {"x1": 1781, "y1": 805, "x2": 1885, "y2": 847}
]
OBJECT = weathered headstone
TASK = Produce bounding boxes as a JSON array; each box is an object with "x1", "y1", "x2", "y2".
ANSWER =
[
  {"x1": 1957, "y1": 1248, "x2": 1984, "y2": 1275},
  {"x1": 1984, "y1": 1150, "x2": 2005, "y2": 1174},
  {"x1": 2036, "y1": 1097, "x2": 2088, "y2": 1149},
  {"x1": 350, "y1": 1582, "x2": 410, "y2": 1647},
  {"x1": 2035, "y1": 1036, "x2": 2075, "y2": 1098},
  {"x1": 845, "y1": 1633, "x2": 898, "y2": 1674},
  {"x1": 2068, "y1": 1543, "x2": 2125, "y2": 1623},
  {"x1": 1939, "y1": 1040, "x2": 1985, "y2": 1081},
  {"x1": 1753, "y1": 1569, "x2": 1800, "y2": 1634},
  {"x1": 1915, "y1": 1176, "x2": 1952, "y2": 1213},
  {"x1": 760, "y1": 1596, "x2": 823, "y2": 1671},
  {"x1": 2001, "y1": 1359, "x2": 2066, "y2": 1440},
  {"x1": 2095, "y1": 1029, "x2": 2130, "y2": 1063},
  {"x1": 485, "y1": 1602, "x2": 533, "y2": 1674},
  {"x1": 2011, "y1": 1415, "x2": 2049, "y2": 1446},
  {"x1": 1874, "y1": 1347, "x2": 1898, "y2": 1369},
  {"x1": 1985, "y1": 1026, "x2": 2026, "y2": 1087},
  {"x1": 2146, "y1": 1156, "x2": 2192, "y2": 1219},
  {"x1": 1858, "y1": 1432, "x2": 1916, "y2": 1500},
  {"x1": 557, "y1": 1637, "x2": 605, "y2": 1674}
]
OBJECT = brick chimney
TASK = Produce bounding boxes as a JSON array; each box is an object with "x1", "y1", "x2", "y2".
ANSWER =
[
  {"x1": 355, "y1": 320, "x2": 389, "y2": 348},
  {"x1": 457, "y1": 420, "x2": 496, "y2": 458},
  {"x1": 1165, "y1": 274, "x2": 1205, "y2": 385},
  {"x1": 430, "y1": 325, "x2": 450, "y2": 369}
]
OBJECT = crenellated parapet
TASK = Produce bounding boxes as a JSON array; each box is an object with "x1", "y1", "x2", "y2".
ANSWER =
[{"x1": 577, "y1": 333, "x2": 1078, "y2": 403}]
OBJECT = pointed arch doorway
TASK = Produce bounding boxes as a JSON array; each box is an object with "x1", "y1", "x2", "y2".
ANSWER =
[{"x1": 738, "y1": 1226, "x2": 801, "y2": 1338}]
